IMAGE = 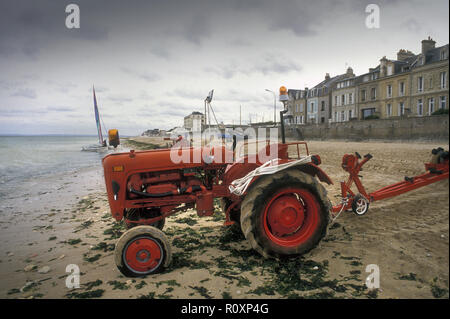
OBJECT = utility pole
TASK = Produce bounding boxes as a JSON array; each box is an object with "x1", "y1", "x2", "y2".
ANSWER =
[
  {"x1": 240, "y1": 105, "x2": 242, "y2": 126},
  {"x1": 265, "y1": 89, "x2": 277, "y2": 123}
]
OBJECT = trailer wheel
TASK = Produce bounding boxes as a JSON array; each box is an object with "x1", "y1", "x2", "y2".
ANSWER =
[
  {"x1": 115, "y1": 226, "x2": 172, "y2": 277},
  {"x1": 125, "y1": 208, "x2": 165, "y2": 230},
  {"x1": 240, "y1": 169, "x2": 331, "y2": 258},
  {"x1": 351, "y1": 194, "x2": 369, "y2": 216}
]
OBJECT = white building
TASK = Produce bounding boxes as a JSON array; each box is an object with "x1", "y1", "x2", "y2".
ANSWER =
[{"x1": 184, "y1": 111, "x2": 205, "y2": 132}]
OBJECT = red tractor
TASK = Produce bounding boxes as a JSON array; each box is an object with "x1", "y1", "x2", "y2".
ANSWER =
[{"x1": 102, "y1": 120, "x2": 336, "y2": 276}]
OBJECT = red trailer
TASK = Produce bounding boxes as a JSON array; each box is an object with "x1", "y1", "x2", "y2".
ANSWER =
[{"x1": 331, "y1": 148, "x2": 449, "y2": 217}]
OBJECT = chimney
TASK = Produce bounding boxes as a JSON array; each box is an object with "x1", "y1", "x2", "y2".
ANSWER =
[
  {"x1": 346, "y1": 66, "x2": 354, "y2": 76},
  {"x1": 397, "y1": 49, "x2": 415, "y2": 61},
  {"x1": 421, "y1": 36, "x2": 436, "y2": 54},
  {"x1": 325, "y1": 73, "x2": 330, "y2": 80},
  {"x1": 379, "y1": 56, "x2": 388, "y2": 77}
]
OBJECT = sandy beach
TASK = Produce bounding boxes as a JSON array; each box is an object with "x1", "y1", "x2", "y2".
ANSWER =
[{"x1": 0, "y1": 138, "x2": 448, "y2": 299}]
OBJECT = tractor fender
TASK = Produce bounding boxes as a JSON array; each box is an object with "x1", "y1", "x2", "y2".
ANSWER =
[
  {"x1": 227, "y1": 160, "x2": 333, "y2": 198},
  {"x1": 295, "y1": 163, "x2": 333, "y2": 185}
]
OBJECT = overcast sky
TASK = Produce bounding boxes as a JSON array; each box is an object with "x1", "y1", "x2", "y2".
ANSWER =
[{"x1": 0, "y1": 0, "x2": 448, "y2": 136}]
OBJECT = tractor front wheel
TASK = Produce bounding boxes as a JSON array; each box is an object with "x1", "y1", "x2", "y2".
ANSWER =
[
  {"x1": 220, "y1": 198, "x2": 241, "y2": 226},
  {"x1": 115, "y1": 226, "x2": 172, "y2": 277},
  {"x1": 240, "y1": 169, "x2": 331, "y2": 258}
]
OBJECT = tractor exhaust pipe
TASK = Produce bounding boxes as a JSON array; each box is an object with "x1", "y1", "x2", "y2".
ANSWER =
[{"x1": 280, "y1": 109, "x2": 288, "y2": 144}]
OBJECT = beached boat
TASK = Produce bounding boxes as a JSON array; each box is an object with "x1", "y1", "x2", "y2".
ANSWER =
[{"x1": 82, "y1": 87, "x2": 116, "y2": 152}]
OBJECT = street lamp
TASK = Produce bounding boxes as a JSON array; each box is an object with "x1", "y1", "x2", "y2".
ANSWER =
[{"x1": 265, "y1": 89, "x2": 276, "y2": 124}]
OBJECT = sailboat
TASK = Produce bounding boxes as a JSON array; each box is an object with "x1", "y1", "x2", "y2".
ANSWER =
[{"x1": 81, "y1": 86, "x2": 109, "y2": 152}]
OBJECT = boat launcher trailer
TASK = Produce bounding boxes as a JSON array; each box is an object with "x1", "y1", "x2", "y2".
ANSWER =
[{"x1": 331, "y1": 148, "x2": 449, "y2": 218}]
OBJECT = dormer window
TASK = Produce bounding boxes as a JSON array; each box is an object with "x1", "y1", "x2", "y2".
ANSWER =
[
  {"x1": 441, "y1": 49, "x2": 448, "y2": 60},
  {"x1": 387, "y1": 65, "x2": 393, "y2": 76}
]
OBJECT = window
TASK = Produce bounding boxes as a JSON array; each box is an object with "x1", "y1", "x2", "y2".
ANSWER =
[
  {"x1": 371, "y1": 88, "x2": 376, "y2": 100},
  {"x1": 300, "y1": 103, "x2": 304, "y2": 112},
  {"x1": 349, "y1": 110, "x2": 353, "y2": 119},
  {"x1": 334, "y1": 112, "x2": 338, "y2": 122},
  {"x1": 321, "y1": 101, "x2": 325, "y2": 111},
  {"x1": 441, "y1": 49, "x2": 448, "y2": 60},
  {"x1": 399, "y1": 82, "x2": 405, "y2": 96},
  {"x1": 441, "y1": 72, "x2": 447, "y2": 89},
  {"x1": 349, "y1": 93, "x2": 353, "y2": 104},
  {"x1": 440, "y1": 96, "x2": 447, "y2": 109},
  {"x1": 417, "y1": 99, "x2": 423, "y2": 116},
  {"x1": 341, "y1": 94, "x2": 345, "y2": 105},
  {"x1": 387, "y1": 65, "x2": 393, "y2": 76},
  {"x1": 361, "y1": 89, "x2": 366, "y2": 102},
  {"x1": 362, "y1": 108, "x2": 376, "y2": 119},
  {"x1": 429, "y1": 77, "x2": 433, "y2": 89},
  {"x1": 341, "y1": 111, "x2": 345, "y2": 122},
  {"x1": 387, "y1": 85, "x2": 392, "y2": 98},
  {"x1": 399, "y1": 102, "x2": 405, "y2": 116},
  {"x1": 335, "y1": 96, "x2": 338, "y2": 106},
  {"x1": 418, "y1": 76, "x2": 423, "y2": 92},
  {"x1": 387, "y1": 103, "x2": 392, "y2": 117},
  {"x1": 428, "y1": 98, "x2": 435, "y2": 115}
]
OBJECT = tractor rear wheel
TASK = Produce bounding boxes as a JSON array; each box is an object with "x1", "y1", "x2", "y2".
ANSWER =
[
  {"x1": 241, "y1": 169, "x2": 331, "y2": 258},
  {"x1": 115, "y1": 226, "x2": 172, "y2": 277}
]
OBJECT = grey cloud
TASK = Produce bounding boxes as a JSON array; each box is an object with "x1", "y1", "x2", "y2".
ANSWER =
[
  {"x1": 121, "y1": 67, "x2": 162, "y2": 83},
  {"x1": 10, "y1": 88, "x2": 37, "y2": 99},
  {"x1": 204, "y1": 54, "x2": 302, "y2": 79},
  {"x1": 47, "y1": 106, "x2": 76, "y2": 112},
  {"x1": 0, "y1": 0, "x2": 109, "y2": 59},
  {"x1": 149, "y1": 46, "x2": 171, "y2": 59},
  {"x1": 167, "y1": 88, "x2": 206, "y2": 100},
  {"x1": 0, "y1": 107, "x2": 46, "y2": 117},
  {"x1": 105, "y1": 94, "x2": 134, "y2": 103},
  {"x1": 401, "y1": 19, "x2": 421, "y2": 33},
  {"x1": 180, "y1": 14, "x2": 211, "y2": 45},
  {"x1": 91, "y1": 86, "x2": 109, "y2": 93}
]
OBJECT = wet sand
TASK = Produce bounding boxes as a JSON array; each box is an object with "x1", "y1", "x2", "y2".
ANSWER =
[{"x1": 0, "y1": 139, "x2": 448, "y2": 299}]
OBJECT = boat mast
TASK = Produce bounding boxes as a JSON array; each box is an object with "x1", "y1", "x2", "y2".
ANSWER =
[{"x1": 93, "y1": 86, "x2": 104, "y2": 145}]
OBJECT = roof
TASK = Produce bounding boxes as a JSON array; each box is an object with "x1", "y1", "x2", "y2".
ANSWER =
[
  {"x1": 287, "y1": 89, "x2": 305, "y2": 99},
  {"x1": 310, "y1": 73, "x2": 349, "y2": 96},
  {"x1": 424, "y1": 44, "x2": 449, "y2": 64}
]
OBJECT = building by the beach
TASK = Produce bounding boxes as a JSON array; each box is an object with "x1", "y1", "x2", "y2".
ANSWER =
[
  {"x1": 286, "y1": 37, "x2": 448, "y2": 124},
  {"x1": 184, "y1": 111, "x2": 205, "y2": 132}
]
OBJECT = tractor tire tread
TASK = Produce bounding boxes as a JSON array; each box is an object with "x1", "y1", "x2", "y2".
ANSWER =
[
  {"x1": 240, "y1": 168, "x2": 331, "y2": 259},
  {"x1": 114, "y1": 225, "x2": 172, "y2": 277}
]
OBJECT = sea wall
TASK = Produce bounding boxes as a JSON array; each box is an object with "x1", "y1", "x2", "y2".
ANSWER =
[{"x1": 282, "y1": 115, "x2": 449, "y2": 141}]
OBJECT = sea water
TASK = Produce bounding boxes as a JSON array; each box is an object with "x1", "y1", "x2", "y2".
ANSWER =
[{"x1": 0, "y1": 136, "x2": 113, "y2": 218}]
